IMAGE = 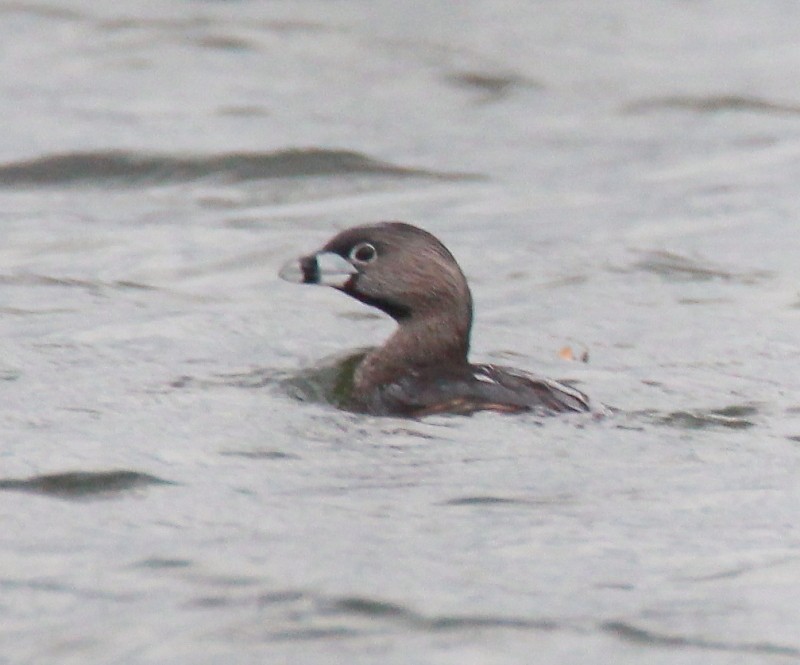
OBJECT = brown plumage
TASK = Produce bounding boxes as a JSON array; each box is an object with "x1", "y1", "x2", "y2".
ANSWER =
[{"x1": 280, "y1": 222, "x2": 590, "y2": 417}]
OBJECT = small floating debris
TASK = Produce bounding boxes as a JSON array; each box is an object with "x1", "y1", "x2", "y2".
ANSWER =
[{"x1": 558, "y1": 346, "x2": 589, "y2": 363}]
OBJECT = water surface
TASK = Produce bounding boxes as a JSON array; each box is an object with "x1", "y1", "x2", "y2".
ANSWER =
[{"x1": 2, "y1": 1, "x2": 800, "y2": 663}]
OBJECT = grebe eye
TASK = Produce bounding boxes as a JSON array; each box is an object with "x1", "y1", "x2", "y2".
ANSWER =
[{"x1": 349, "y1": 242, "x2": 377, "y2": 264}]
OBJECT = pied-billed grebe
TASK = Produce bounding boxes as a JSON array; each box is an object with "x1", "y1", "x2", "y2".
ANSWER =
[{"x1": 279, "y1": 222, "x2": 590, "y2": 417}]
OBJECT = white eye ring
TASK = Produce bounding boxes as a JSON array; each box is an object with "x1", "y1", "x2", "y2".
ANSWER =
[{"x1": 349, "y1": 242, "x2": 377, "y2": 264}]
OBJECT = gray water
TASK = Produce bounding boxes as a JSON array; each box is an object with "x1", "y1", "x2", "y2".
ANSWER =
[{"x1": 2, "y1": 1, "x2": 800, "y2": 663}]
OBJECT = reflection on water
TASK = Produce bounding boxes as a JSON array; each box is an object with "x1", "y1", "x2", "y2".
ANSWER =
[
  {"x1": 278, "y1": 352, "x2": 365, "y2": 410},
  {"x1": 169, "y1": 351, "x2": 363, "y2": 410}
]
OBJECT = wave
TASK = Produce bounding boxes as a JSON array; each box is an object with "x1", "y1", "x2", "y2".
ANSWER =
[
  {"x1": 0, "y1": 470, "x2": 173, "y2": 499},
  {"x1": 0, "y1": 148, "x2": 474, "y2": 188},
  {"x1": 623, "y1": 94, "x2": 800, "y2": 115}
]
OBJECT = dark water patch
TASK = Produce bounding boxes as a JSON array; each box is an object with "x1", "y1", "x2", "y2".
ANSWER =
[
  {"x1": 323, "y1": 594, "x2": 562, "y2": 633},
  {"x1": 0, "y1": 3, "x2": 84, "y2": 20},
  {"x1": 0, "y1": 306, "x2": 73, "y2": 316},
  {"x1": 136, "y1": 558, "x2": 193, "y2": 570},
  {"x1": 325, "y1": 596, "x2": 412, "y2": 619},
  {"x1": 679, "y1": 556, "x2": 800, "y2": 583},
  {"x1": 269, "y1": 627, "x2": 359, "y2": 641},
  {"x1": 0, "y1": 273, "x2": 157, "y2": 293},
  {"x1": 427, "y1": 615, "x2": 559, "y2": 631},
  {"x1": 114, "y1": 280, "x2": 157, "y2": 291},
  {"x1": 187, "y1": 589, "x2": 304, "y2": 613},
  {"x1": 195, "y1": 573, "x2": 261, "y2": 589},
  {"x1": 602, "y1": 621, "x2": 800, "y2": 657},
  {"x1": 443, "y1": 495, "x2": 530, "y2": 506},
  {"x1": 787, "y1": 435, "x2": 800, "y2": 443},
  {"x1": 623, "y1": 95, "x2": 800, "y2": 116},
  {"x1": 258, "y1": 590, "x2": 306, "y2": 605},
  {"x1": 444, "y1": 70, "x2": 541, "y2": 101},
  {"x1": 384, "y1": 426, "x2": 441, "y2": 441},
  {"x1": 0, "y1": 368, "x2": 21, "y2": 381},
  {"x1": 0, "y1": 274, "x2": 101, "y2": 291},
  {"x1": 219, "y1": 591, "x2": 573, "y2": 642},
  {"x1": 627, "y1": 250, "x2": 771, "y2": 283},
  {"x1": 0, "y1": 578, "x2": 135, "y2": 602},
  {"x1": 189, "y1": 596, "x2": 230, "y2": 609},
  {"x1": 651, "y1": 405, "x2": 758, "y2": 430},
  {"x1": 541, "y1": 274, "x2": 590, "y2": 289},
  {"x1": 172, "y1": 359, "x2": 357, "y2": 406},
  {"x1": 100, "y1": 16, "x2": 326, "y2": 35},
  {"x1": 217, "y1": 105, "x2": 270, "y2": 117},
  {"x1": 193, "y1": 34, "x2": 256, "y2": 52},
  {"x1": 170, "y1": 375, "x2": 195, "y2": 389},
  {"x1": 0, "y1": 149, "x2": 477, "y2": 188},
  {"x1": 61, "y1": 407, "x2": 102, "y2": 417},
  {"x1": 171, "y1": 368, "x2": 276, "y2": 390},
  {"x1": 219, "y1": 449, "x2": 300, "y2": 460},
  {"x1": 257, "y1": 19, "x2": 330, "y2": 34},
  {"x1": 444, "y1": 493, "x2": 573, "y2": 507},
  {"x1": 100, "y1": 16, "x2": 212, "y2": 30},
  {"x1": 710, "y1": 404, "x2": 760, "y2": 418},
  {"x1": 0, "y1": 470, "x2": 173, "y2": 499},
  {"x1": 678, "y1": 297, "x2": 731, "y2": 306}
]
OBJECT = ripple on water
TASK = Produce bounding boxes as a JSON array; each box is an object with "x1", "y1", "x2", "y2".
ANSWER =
[
  {"x1": 647, "y1": 404, "x2": 759, "y2": 430},
  {"x1": 134, "y1": 558, "x2": 194, "y2": 570},
  {"x1": 442, "y1": 491, "x2": 577, "y2": 508},
  {"x1": 0, "y1": 367, "x2": 21, "y2": 381},
  {"x1": 0, "y1": 149, "x2": 477, "y2": 188},
  {"x1": 172, "y1": 351, "x2": 364, "y2": 411},
  {"x1": 622, "y1": 94, "x2": 800, "y2": 116},
  {"x1": 219, "y1": 449, "x2": 300, "y2": 460},
  {"x1": 229, "y1": 592, "x2": 568, "y2": 642},
  {"x1": 442, "y1": 495, "x2": 540, "y2": 506},
  {"x1": 278, "y1": 352, "x2": 364, "y2": 410},
  {"x1": 443, "y1": 70, "x2": 542, "y2": 103},
  {"x1": 0, "y1": 470, "x2": 173, "y2": 499},
  {"x1": 601, "y1": 621, "x2": 800, "y2": 658},
  {"x1": 626, "y1": 250, "x2": 772, "y2": 284}
]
